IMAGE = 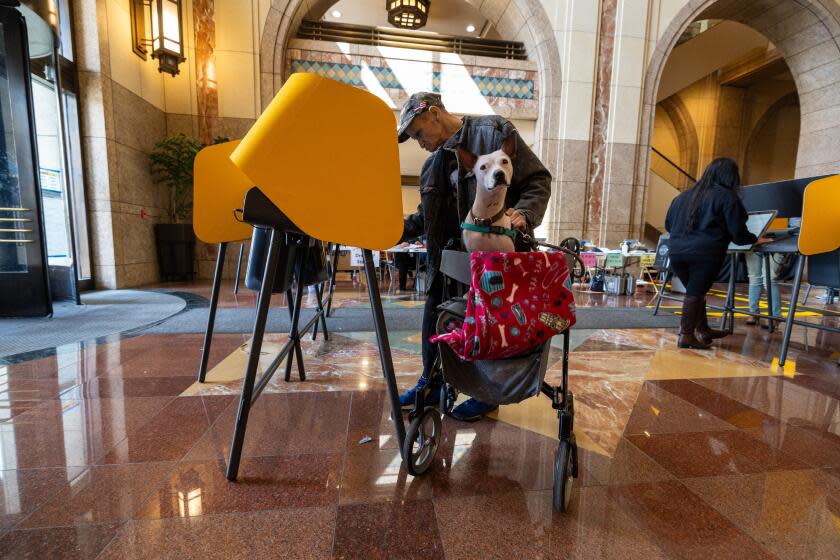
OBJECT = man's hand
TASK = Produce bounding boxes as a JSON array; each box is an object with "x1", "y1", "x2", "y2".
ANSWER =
[{"x1": 506, "y1": 208, "x2": 528, "y2": 231}]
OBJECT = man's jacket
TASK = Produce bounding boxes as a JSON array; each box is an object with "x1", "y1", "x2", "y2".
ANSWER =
[{"x1": 402, "y1": 115, "x2": 552, "y2": 288}]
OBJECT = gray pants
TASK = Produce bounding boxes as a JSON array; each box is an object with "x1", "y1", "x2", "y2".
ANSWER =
[{"x1": 744, "y1": 252, "x2": 784, "y2": 317}]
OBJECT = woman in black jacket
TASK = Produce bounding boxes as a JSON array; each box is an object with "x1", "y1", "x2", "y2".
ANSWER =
[{"x1": 665, "y1": 158, "x2": 757, "y2": 349}]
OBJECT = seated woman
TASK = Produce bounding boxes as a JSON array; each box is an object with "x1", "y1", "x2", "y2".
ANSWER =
[{"x1": 665, "y1": 158, "x2": 758, "y2": 349}]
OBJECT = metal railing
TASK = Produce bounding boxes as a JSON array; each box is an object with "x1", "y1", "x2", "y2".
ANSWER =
[
  {"x1": 651, "y1": 147, "x2": 696, "y2": 191},
  {"x1": 676, "y1": 19, "x2": 723, "y2": 47},
  {"x1": 297, "y1": 20, "x2": 528, "y2": 60}
]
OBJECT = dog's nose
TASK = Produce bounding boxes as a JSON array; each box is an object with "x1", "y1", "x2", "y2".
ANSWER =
[{"x1": 493, "y1": 170, "x2": 507, "y2": 185}]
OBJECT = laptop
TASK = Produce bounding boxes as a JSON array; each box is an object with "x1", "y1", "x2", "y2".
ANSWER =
[{"x1": 728, "y1": 210, "x2": 777, "y2": 251}]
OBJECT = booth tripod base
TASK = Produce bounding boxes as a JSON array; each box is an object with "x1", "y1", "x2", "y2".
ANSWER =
[{"x1": 224, "y1": 245, "x2": 405, "y2": 481}]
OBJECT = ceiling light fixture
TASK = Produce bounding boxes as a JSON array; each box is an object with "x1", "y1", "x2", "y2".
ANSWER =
[
  {"x1": 331, "y1": 10, "x2": 341, "y2": 18},
  {"x1": 386, "y1": 0, "x2": 430, "y2": 30},
  {"x1": 466, "y1": 24, "x2": 475, "y2": 33}
]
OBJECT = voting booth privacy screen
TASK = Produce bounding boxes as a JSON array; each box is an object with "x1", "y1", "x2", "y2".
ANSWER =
[{"x1": 230, "y1": 73, "x2": 404, "y2": 251}]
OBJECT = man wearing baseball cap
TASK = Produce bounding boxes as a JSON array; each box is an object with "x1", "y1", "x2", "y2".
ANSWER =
[{"x1": 398, "y1": 92, "x2": 552, "y2": 421}]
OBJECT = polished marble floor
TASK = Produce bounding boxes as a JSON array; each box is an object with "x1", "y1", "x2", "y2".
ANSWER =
[{"x1": 1, "y1": 280, "x2": 838, "y2": 559}]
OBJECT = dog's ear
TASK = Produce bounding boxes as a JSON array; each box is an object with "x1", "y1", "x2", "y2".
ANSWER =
[
  {"x1": 456, "y1": 146, "x2": 478, "y2": 171},
  {"x1": 501, "y1": 133, "x2": 517, "y2": 158}
]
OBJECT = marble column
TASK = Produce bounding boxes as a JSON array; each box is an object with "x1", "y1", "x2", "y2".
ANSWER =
[
  {"x1": 584, "y1": 0, "x2": 618, "y2": 245},
  {"x1": 194, "y1": 0, "x2": 219, "y2": 144}
]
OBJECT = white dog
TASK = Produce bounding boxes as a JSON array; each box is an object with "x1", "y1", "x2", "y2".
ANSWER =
[{"x1": 458, "y1": 134, "x2": 517, "y2": 252}]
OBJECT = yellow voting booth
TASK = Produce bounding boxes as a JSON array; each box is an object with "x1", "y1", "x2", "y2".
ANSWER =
[
  {"x1": 207, "y1": 73, "x2": 406, "y2": 480},
  {"x1": 231, "y1": 73, "x2": 403, "y2": 250},
  {"x1": 777, "y1": 174, "x2": 840, "y2": 365},
  {"x1": 193, "y1": 140, "x2": 253, "y2": 245},
  {"x1": 192, "y1": 140, "x2": 255, "y2": 382}
]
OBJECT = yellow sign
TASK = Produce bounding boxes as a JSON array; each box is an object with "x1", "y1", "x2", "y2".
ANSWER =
[{"x1": 640, "y1": 253, "x2": 656, "y2": 267}]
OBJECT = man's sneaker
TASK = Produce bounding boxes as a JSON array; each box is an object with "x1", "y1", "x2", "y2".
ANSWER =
[
  {"x1": 451, "y1": 398, "x2": 497, "y2": 422},
  {"x1": 398, "y1": 376, "x2": 441, "y2": 409}
]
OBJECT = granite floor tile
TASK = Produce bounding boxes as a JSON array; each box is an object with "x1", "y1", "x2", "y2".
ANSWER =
[
  {"x1": 98, "y1": 396, "x2": 233, "y2": 464},
  {"x1": 184, "y1": 392, "x2": 351, "y2": 461},
  {"x1": 429, "y1": 420, "x2": 558, "y2": 498},
  {"x1": 19, "y1": 462, "x2": 175, "y2": 528},
  {"x1": 0, "y1": 468, "x2": 84, "y2": 530},
  {"x1": 2, "y1": 397, "x2": 174, "y2": 437},
  {"x1": 332, "y1": 500, "x2": 443, "y2": 559},
  {"x1": 650, "y1": 379, "x2": 770, "y2": 430},
  {"x1": 694, "y1": 376, "x2": 840, "y2": 428},
  {"x1": 0, "y1": 427, "x2": 100, "y2": 469},
  {"x1": 578, "y1": 436, "x2": 674, "y2": 486},
  {"x1": 135, "y1": 455, "x2": 341, "y2": 520},
  {"x1": 347, "y1": 390, "x2": 393, "y2": 433},
  {"x1": 0, "y1": 522, "x2": 121, "y2": 560},
  {"x1": 624, "y1": 381, "x2": 736, "y2": 436},
  {"x1": 683, "y1": 469, "x2": 840, "y2": 560},
  {"x1": 0, "y1": 377, "x2": 81, "y2": 405},
  {"x1": 626, "y1": 430, "x2": 808, "y2": 478},
  {"x1": 608, "y1": 480, "x2": 775, "y2": 559},
  {"x1": 67, "y1": 377, "x2": 195, "y2": 399},
  {"x1": 104, "y1": 350, "x2": 225, "y2": 378},
  {"x1": 97, "y1": 507, "x2": 334, "y2": 560},
  {"x1": 0, "y1": 398, "x2": 171, "y2": 467},
  {"x1": 339, "y1": 431, "x2": 432, "y2": 504},
  {"x1": 0, "y1": 353, "x2": 92, "y2": 380},
  {"x1": 746, "y1": 416, "x2": 840, "y2": 468},
  {"x1": 434, "y1": 487, "x2": 669, "y2": 560}
]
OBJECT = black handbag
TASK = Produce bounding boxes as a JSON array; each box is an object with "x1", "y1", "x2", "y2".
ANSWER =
[
  {"x1": 589, "y1": 268, "x2": 605, "y2": 292},
  {"x1": 301, "y1": 240, "x2": 329, "y2": 286}
]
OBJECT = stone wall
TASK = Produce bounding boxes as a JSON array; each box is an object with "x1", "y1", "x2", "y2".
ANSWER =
[{"x1": 74, "y1": 0, "x2": 170, "y2": 288}]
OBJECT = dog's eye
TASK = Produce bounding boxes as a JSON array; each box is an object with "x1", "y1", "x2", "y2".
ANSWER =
[
  {"x1": 501, "y1": 159, "x2": 509, "y2": 165},
  {"x1": 479, "y1": 164, "x2": 487, "y2": 171}
]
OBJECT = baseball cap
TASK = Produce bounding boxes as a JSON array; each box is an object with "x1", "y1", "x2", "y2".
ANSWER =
[{"x1": 397, "y1": 92, "x2": 444, "y2": 143}]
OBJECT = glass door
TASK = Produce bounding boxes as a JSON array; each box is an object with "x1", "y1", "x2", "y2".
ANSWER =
[{"x1": 0, "y1": 5, "x2": 51, "y2": 316}]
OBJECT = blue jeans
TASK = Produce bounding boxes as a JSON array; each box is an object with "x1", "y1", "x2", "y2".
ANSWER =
[{"x1": 745, "y1": 252, "x2": 782, "y2": 317}]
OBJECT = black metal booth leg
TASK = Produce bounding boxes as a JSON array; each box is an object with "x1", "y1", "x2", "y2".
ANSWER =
[
  {"x1": 652, "y1": 270, "x2": 670, "y2": 316},
  {"x1": 233, "y1": 242, "x2": 245, "y2": 295},
  {"x1": 285, "y1": 240, "x2": 309, "y2": 382},
  {"x1": 363, "y1": 249, "x2": 406, "y2": 454},
  {"x1": 326, "y1": 244, "x2": 339, "y2": 317},
  {"x1": 778, "y1": 254, "x2": 805, "y2": 367},
  {"x1": 226, "y1": 230, "x2": 282, "y2": 481},
  {"x1": 723, "y1": 253, "x2": 737, "y2": 334},
  {"x1": 313, "y1": 283, "x2": 329, "y2": 341},
  {"x1": 198, "y1": 242, "x2": 227, "y2": 383}
]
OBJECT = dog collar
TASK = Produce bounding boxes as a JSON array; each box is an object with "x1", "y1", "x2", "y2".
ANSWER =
[
  {"x1": 461, "y1": 221, "x2": 519, "y2": 241},
  {"x1": 471, "y1": 207, "x2": 507, "y2": 228}
]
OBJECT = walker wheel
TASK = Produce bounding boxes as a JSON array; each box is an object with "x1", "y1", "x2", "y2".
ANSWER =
[
  {"x1": 553, "y1": 440, "x2": 575, "y2": 512},
  {"x1": 402, "y1": 406, "x2": 441, "y2": 476},
  {"x1": 440, "y1": 383, "x2": 458, "y2": 416}
]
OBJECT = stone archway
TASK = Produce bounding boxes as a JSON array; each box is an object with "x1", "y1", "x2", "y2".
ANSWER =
[
  {"x1": 743, "y1": 91, "x2": 801, "y2": 184},
  {"x1": 634, "y1": 0, "x2": 840, "y2": 237},
  {"x1": 659, "y1": 95, "x2": 699, "y2": 183},
  {"x1": 258, "y1": 0, "x2": 562, "y2": 168}
]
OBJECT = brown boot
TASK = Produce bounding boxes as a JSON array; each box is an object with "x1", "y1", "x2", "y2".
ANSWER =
[
  {"x1": 696, "y1": 297, "x2": 726, "y2": 345},
  {"x1": 678, "y1": 296, "x2": 712, "y2": 349}
]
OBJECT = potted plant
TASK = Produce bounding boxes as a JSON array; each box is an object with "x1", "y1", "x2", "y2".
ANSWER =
[
  {"x1": 148, "y1": 133, "x2": 204, "y2": 281},
  {"x1": 149, "y1": 133, "x2": 230, "y2": 281}
]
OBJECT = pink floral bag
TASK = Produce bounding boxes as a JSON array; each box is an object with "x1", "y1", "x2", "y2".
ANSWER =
[{"x1": 430, "y1": 251, "x2": 576, "y2": 360}]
